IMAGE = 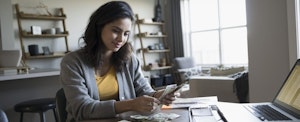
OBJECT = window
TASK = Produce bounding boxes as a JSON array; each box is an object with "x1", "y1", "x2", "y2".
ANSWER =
[{"x1": 181, "y1": 0, "x2": 248, "y2": 67}]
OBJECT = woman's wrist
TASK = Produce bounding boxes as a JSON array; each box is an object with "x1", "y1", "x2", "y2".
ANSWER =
[
  {"x1": 114, "y1": 100, "x2": 133, "y2": 114},
  {"x1": 152, "y1": 91, "x2": 158, "y2": 98}
]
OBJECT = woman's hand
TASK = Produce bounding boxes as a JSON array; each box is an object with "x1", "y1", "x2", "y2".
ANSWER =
[
  {"x1": 130, "y1": 95, "x2": 160, "y2": 113},
  {"x1": 154, "y1": 90, "x2": 179, "y2": 106}
]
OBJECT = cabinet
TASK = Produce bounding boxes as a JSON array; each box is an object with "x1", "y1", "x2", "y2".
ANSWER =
[
  {"x1": 15, "y1": 4, "x2": 69, "y2": 68},
  {"x1": 135, "y1": 14, "x2": 172, "y2": 71}
]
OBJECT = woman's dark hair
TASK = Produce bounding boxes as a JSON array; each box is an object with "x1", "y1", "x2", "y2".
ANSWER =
[{"x1": 82, "y1": 1, "x2": 134, "y2": 70}]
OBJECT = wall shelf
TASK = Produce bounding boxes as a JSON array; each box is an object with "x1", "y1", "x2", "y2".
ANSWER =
[
  {"x1": 24, "y1": 52, "x2": 66, "y2": 59},
  {"x1": 142, "y1": 48, "x2": 170, "y2": 53},
  {"x1": 136, "y1": 20, "x2": 164, "y2": 25},
  {"x1": 19, "y1": 12, "x2": 66, "y2": 20},
  {"x1": 137, "y1": 33, "x2": 167, "y2": 38},
  {"x1": 22, "y1": 33, "x2": 69, "y2": 38},
  {"x1": 15, "y1": 4, "x2": 69, "y2": 67},
  {"x1": 135, "y1": 14, "x2": 172, "y2": 72},
  {"x1": 144, "y1": 65, "x2": 173, "y2": 71}
]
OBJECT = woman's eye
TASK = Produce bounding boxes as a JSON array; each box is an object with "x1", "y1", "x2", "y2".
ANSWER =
[
  {"x1": 112, "y1": 29, "x2": 119, "y2": 33},
  {"x1": 124, "y1": 32, "x2": 130, "y2": 36}
]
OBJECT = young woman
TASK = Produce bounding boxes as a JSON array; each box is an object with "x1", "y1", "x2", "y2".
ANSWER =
[{"x1": 60, "y1": 1, "x2": 176, "y2": 121}]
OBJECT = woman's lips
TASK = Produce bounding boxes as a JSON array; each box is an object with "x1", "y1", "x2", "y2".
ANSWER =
[{"x1": 113, "y1": 42, "x2": 122, "y2": 48}]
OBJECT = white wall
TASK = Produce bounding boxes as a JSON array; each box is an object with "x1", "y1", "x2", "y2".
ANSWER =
[
  {"x1": 287, "y1": 0, "x2": 298, "y2": 68},
  {"x1": 0, "y1": 0, "x2": 156, "y2": 122},
  {"x1": 0, "y1": 0, "x2": 156, "y2": 69},
  {"x1": 0, "y1": 0, "x2": 15, "y2": 50},
  {"x1": 246, "y1": 0, "x2": 291, "y2": 102},
  {"x1": 11, "y1": 0, "x2": 156, "y2": 50}
]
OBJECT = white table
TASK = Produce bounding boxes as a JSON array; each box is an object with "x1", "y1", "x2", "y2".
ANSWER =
[{"x1": 0, "y1": 68, "x2": 60, "y2": 81}]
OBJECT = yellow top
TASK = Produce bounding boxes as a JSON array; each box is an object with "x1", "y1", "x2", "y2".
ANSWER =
[{"x1": 95, "y1": 67, "x2": 119, "y2": 100}]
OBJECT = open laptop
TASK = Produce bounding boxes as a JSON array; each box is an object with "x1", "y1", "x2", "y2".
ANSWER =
[{"x1": 217, "y1": 59, "x2": 300, "y2": 122}]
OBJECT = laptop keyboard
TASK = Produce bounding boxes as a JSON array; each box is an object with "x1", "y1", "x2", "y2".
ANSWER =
[{"x1": 246, "y1": 105, "x2": 292, "y2": 121}]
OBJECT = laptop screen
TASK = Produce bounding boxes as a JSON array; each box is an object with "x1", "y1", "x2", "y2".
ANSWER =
[{"x1": 274, "y1": 60, "x2": 300, "y2": 118}]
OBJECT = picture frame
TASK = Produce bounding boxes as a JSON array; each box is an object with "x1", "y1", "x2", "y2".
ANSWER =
[
  {"x1": 42, "y1": 46, "x2": 51, "y2": 55},
  {"x1": 31, "y1": 26, "x2": 42, "y2": 35}
]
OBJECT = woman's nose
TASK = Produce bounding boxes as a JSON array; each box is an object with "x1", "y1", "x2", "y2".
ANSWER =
[{"x1": 116, "y1": 34, "x2": 125, "y2": 42}]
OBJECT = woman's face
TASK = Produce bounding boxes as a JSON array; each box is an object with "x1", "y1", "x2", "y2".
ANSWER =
[{"x1": 101, "y1": 18, "x2": 132, "y2": 52}]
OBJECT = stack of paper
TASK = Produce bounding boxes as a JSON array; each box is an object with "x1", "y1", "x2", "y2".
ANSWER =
[{"x1": 162, "y1": 96, "x2": 218, "y2": 109}]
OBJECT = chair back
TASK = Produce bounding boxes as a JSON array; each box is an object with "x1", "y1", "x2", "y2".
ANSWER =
[
  {"x1": 173, "y1": 57, "x2": 195, "y2": 70},
  {"x1": 173, "y1": 57, "x2": 196, "y2": 84},
  {"x1": 56, "y1": 88, "x2": 67, "y2": 122},
  {"x1": 0, "y1": 108, "x2": 8, "y2": 122}
]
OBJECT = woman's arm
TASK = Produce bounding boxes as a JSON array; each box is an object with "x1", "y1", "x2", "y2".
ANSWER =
[
  {"x1": 60, "y1": 51, "x2": 117, "y2": 120},
  {"x1": 130, "y1": 54, "x2": 156, "y2": 96}
]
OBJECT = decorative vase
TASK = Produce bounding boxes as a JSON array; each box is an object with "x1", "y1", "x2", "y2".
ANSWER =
[{"x1": 153, "y1": 0, "x2": 162, "y2": 22}]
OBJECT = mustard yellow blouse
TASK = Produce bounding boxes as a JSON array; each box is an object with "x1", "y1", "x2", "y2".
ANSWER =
[{"x1": 95, "y1": 67, "x2": 119, "y2": 100}]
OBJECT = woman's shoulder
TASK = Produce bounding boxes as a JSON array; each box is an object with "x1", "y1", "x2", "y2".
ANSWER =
[
  {"x1": 64, "y1": 49, "x2": 84, "y2": 57},
  {"x1": 62, "y1": 49, "x2": 86, "y2": 63},
  {"x1": 129, "y1": 53, "x2": 139, "y2": 63},
  {"x1": 126, "y1": 53, "x2": 142, "y2": 68}
]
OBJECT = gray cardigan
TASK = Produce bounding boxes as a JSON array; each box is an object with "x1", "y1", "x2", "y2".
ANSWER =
[{"x1": 59, "y1": 49, "x2": 155, "y2": 121}]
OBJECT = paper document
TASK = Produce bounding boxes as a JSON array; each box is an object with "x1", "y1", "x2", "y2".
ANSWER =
[
  {"x1": 159, "y1": 81, "x2": 188, "y2": 101},
  {"x1": 158, "y1": 84, "x2": 177, "y2": 100},
  {"x1": 190, "y1": 105, "x2": 218, "y2": 122},
  {"x1": 191, "y1": 107, "x2": 213, "y2": 116},
  {"x1": 162, "y1": 96, "x2": 218, "y2": 109}
]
